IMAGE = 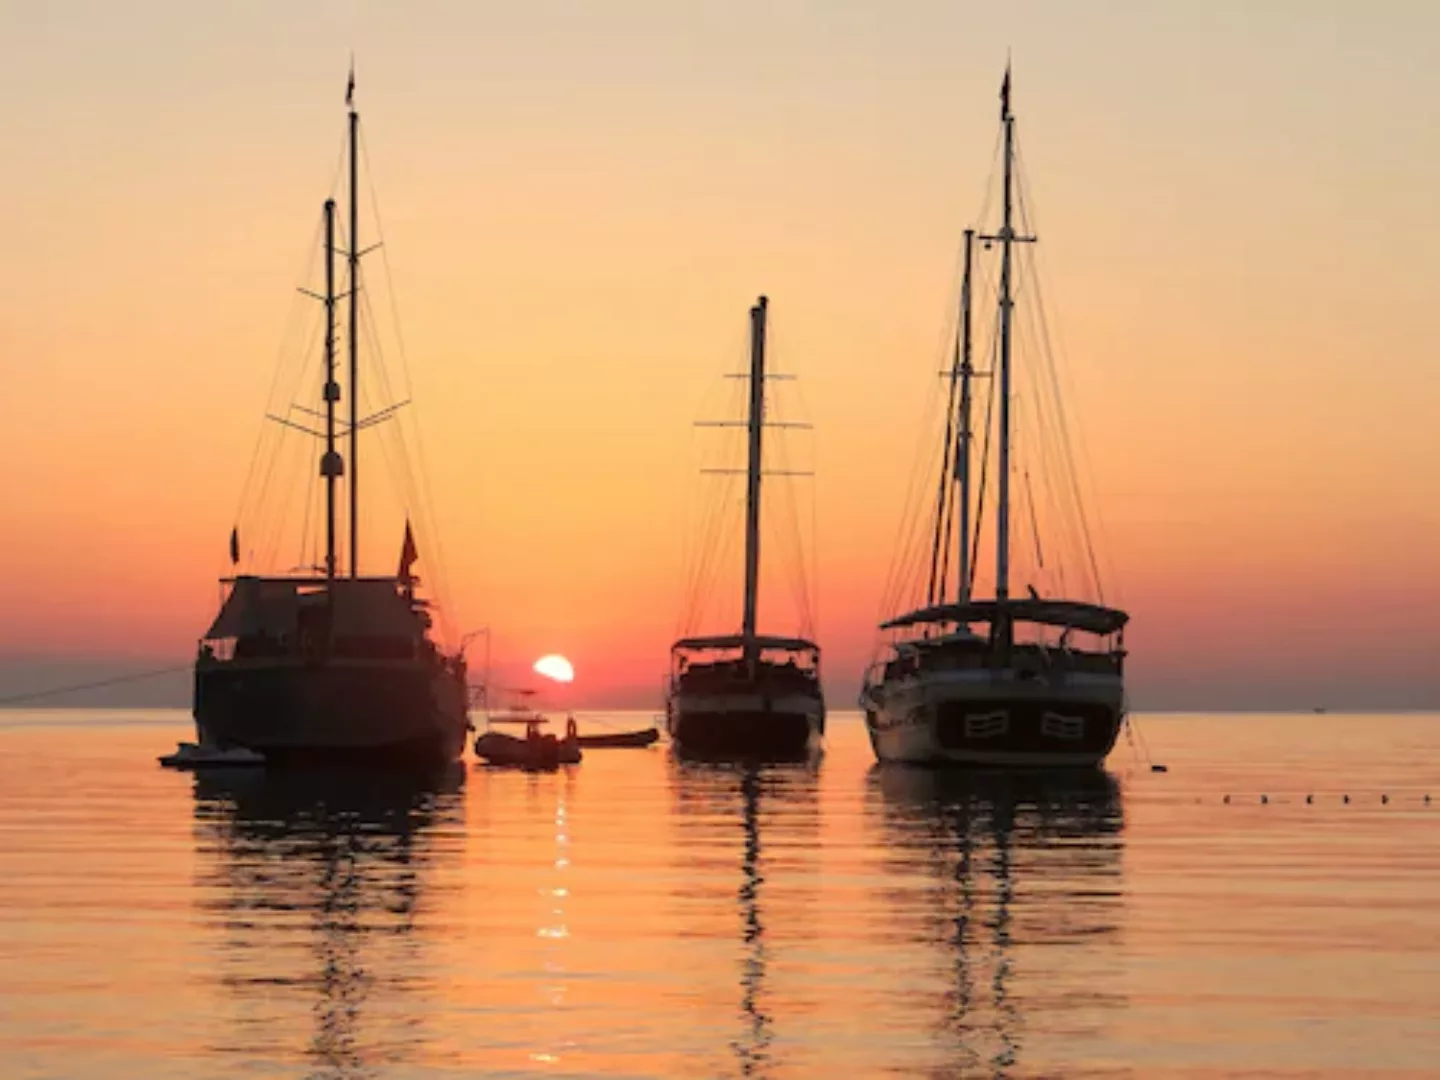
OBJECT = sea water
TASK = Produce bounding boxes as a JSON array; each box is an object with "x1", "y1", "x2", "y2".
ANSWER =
[{"x1": 1, "y1": 710, "x2": 1437, "y2": 1078}]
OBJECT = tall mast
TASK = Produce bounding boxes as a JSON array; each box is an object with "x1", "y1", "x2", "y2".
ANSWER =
[
  {"x1": 926, "y1": 336, "x2": 960, "y2": 607},
  {"x1": 347, "y1": 96, "x2": 360, "y2": 577},
  {"x1": 957, "y1": 227, "x2": 975, "y2": 603},
  {"x1": 321, "y1": 199, "x2": 341, "y2": 580},
  {"x1": 741, "y1": 295, "x2": 768, "y2": 664},
  {"x1": 995, "y1": 67, "x2": 1015, "y2": 603}
]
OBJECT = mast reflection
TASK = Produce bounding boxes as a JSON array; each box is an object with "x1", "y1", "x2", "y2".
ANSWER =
[
  {"x1": 669, "y1": 757, "x2": 820, "y2": 1078},
  {"x1": 866, "y1": 767, "x2": 1124, "y2": 1078},
  {"x1": 191, "y1": 765, "x2": 465, "y2": 1079}
]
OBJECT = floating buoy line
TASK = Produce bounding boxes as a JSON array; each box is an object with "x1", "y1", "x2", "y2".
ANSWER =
[{"x1": 1210, "y1": 792, "x2": 1432, "y2": 806}]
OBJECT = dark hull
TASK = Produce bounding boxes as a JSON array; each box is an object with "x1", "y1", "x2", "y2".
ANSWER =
[
  {"x1": 577, "y1": 728, "x2": 660, "y2": 749},
  {"x1": 668, "y1": 708, "x2": 819, "y2": 762},
  {"x1": 194, "y1": 659, "x2": 469, "y2": 768},
  {"x1": 866, "y1": 692, "x2": 1124, "y2": 768},
  {"x1": 473, "y1": 731, "x2": 581, "y2": 769}
]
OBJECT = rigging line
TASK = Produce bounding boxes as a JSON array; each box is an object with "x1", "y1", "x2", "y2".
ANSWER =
[
  {"x1": 770, "y1": 346, "x2": 818, "y2": 637},
  {"x1": 682, "y1": 471, "x2": 739, "y2": 634},
  {"x1": 876, "y1": 371, "x2": 946, "y2": 619},
  {"x1": 262, "y1": 432, "x2": 309, "y2": 573},
  {"x1": 0, "y1": 665, "x2": 192, "y2": 706},
  {"x1": 1010, "y1": 288, "x2": 1064, "y2": 593},
  {"x1": 686, "y1": 369, "x2": 751, "y2": 629},
  {"x1": 357, "y1": 289, "x2": 459, "y2": 640},
  {"x1": 1026, "y1": 277, "x2": 1086, "y2": 599},
  {"x1": 693, "y1": 499, "x2": 743, "y2": 634},
  {"x1": 679, "y1": 405, "x2": 731, "y2": 629},
  {"x1": 775, "y1": 344, "x2": 822, "y2": 638},
  {"x1": 1023, "y1": 241, "x2": 1104, "y2": 601},
  {"x1": 928, "y1": 329, "x2": 962, "y2": 605},
  {"x1": 359, "y1": 132, "x2": 462, "y2": 637},
  {"x1": 683, "y1": 359, "x2": 755, "y2": 632},
  {"x1": 959, "y1": 242, "x2": 1003, "y2": 599},
  {"x1": 775, "y1": 421, "x2": 815, "y2": 637},
  {"x1": 876, "y1": 302, "x2": 953, "y2": 614},
  {"x1": 1019, "y1": 433, "x2": 1046, "y2": 581},
  {"x1": 674, "y1": 415, "x2": 705, "y2": 636},
  {"x1": 771, "y1": 371, "x2": 817, "y2": 633},
  {"x1": 357, "y1": 146, "x2": 451, "y2": 600},
  {"x1": 360, "y1": 129, "x2": 415, "y2": 403},
  {"x1": 1014, "y1": 133, "x2": 1108, "y2": 602},
  {"x1": 679, "y1": 473, "x2": 725, "y2": 631},
  {"x1": 296, "y1": 438, "x2": 318, "y2": 571},
  {"x1": 970, "y1": 310, "x2": 1002, "y2": 596},
  {"x1": 809, "y1": 453, "x2": 820, "y2": 640},
  {"x1": 234, "y1": 124, "x2": 348, "y2": 563},
  {"x1": 243, "y1": 280, "x2": 329, "y2": 561},
  {"x1": 973, "y1": 121, "x2": 1006, "y2": 242},
  {"x1": 232, "y1": 210, "x2": 328, "y2": 544}
]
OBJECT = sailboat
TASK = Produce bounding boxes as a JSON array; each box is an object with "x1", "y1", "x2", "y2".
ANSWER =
[
  {"x1": 666, "y1": 296, "x2": 825, "y2": 759},
  {"x1": 861, "y1": 70, "x2": 1128, "y2": 768},
  {"x1": 192, "y1": 76, "x2": 470, "y2": 767}
]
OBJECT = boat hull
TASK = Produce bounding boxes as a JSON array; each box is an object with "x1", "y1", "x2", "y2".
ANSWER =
[
  {"x1": 667, "y1": 694, "x2": 822, "y2": 761},
  {"x1": 576, "y1": 728, "x2": 660, "y2": 749},
  {"x1": 474, "y1": 731, "x2": 581, "y2": 769},
  {"x1": 193, "y1": 657, "x2": 470, "y2": 768},
  {"x1": 862, "y1": 673, "x2": 1123, "y2": 768}
]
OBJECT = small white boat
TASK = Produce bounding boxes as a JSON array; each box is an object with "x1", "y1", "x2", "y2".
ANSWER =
[{"x1": 158, "y1": 742, "x2": 266, "y2": 769}]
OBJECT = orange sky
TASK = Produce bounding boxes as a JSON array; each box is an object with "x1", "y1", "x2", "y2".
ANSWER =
[{"x1": 1, "y1": 2, "x2": 1437, "y2": 708}]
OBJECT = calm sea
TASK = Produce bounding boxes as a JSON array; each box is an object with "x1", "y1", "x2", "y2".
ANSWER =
[{"x1": 1, "y1": 710, "x2": 1437, "y2": 1078}]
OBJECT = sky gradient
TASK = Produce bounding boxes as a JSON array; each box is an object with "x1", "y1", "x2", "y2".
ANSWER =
[{"x1": 1, "y1": 1, "x2": 1437, "y2": 709}]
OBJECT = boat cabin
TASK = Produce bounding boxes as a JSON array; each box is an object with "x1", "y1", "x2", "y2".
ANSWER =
[
  {"x1": 670, "y1": 633, "x2": 821, "y2": 694},
  {"x1": 198, "y1": 574, "x2": 441, "y2": 665},
  {"x1": 878, "y1": 599, "x2": 1127, "y2": 680}
]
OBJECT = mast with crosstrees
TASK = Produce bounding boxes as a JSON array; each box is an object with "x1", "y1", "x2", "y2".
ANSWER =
[
  {"x1": 957, "y1": 227, "x2": 975, "y2": 604},
  {"x1": 995, "y1": 67, "x2": 1015, "y2": 604},
  {"x1": 741, "y1": 296, "x2": 768, "y2": 667},
  {"x1": 348, "y1": 77, "x2": 360, "y2": 578},
  {"x1": 976, "y1": 67, "x2": 1034, "y2": 618},
  {"x1": 665, "y1": 293, "x2": 825, "y2": 759},
  {"x1": 321, "y1": 198, "x2": 340, "y2": 580}
]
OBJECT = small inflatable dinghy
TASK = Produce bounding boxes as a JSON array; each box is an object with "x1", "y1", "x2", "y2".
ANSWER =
[
  {"x1": 158, "y1": 742, "x2": 266, "y2": 769},
  {"x1": 473, "y1": 714, "x2": 581, "y2": 771},
  {"x1": 576, "y1": 726, "x2": 659, "y2": 749}
]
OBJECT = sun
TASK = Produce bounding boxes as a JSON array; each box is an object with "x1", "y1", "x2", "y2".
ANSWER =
[{"x1": 533, "y1": 654, "x2": 575, "y2": 684}]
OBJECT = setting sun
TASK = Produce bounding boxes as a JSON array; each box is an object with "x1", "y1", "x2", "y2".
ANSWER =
[{"x1": 533, "y1": 654, "x2": 575, "y2": 684}]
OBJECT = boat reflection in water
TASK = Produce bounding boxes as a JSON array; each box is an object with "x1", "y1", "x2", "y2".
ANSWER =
[
  {"x1": 865, "y1": 767, "x2": 1125, "y2": 1078},
  {"x1": 191, "y1": 765, "x2": 465, "y2": 1078},
  {"x1": 668, "y1": 756, "x2": 820, "y2": 1078}
]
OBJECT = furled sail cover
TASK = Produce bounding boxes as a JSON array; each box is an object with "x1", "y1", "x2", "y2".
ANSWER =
[{"x1": 204, "y1": 577, "x2": 301, "y2": 640}]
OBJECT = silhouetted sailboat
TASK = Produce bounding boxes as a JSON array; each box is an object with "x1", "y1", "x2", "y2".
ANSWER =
[
  {"x1": 192, "y1": 74, "x2": 469, "y2": 767},
  {"x1": 667, "y1": 297, "x2": 825, "y2": 759},
  {"x1": 861, "y1": 70, "x2": 1127, "y2": 767}
]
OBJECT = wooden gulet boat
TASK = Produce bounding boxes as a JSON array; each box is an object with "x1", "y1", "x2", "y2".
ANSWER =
[
  {"x1": 666, "y1": 297, "x2": 825, "y2": 760},
  {"x1": 860, "y1": 69, "x2": 1128, "y2": 768},
  {"x1": 192, "y1": 72, "x2": 469, "y2": 768}
]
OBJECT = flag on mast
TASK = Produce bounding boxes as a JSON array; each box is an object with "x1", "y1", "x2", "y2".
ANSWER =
[
  {"x1": 346, "y1": 58, "x2": 355, "y2": 106},
  {"x1": 398, "y1": 520, "x2": 418, "y2": 582},
  {"x1": 1000, "y1": 65, "x2": 1011, "y2": 119},
  {"x1": 229, "y1": 527, "x2": 240, "y2": 565}
]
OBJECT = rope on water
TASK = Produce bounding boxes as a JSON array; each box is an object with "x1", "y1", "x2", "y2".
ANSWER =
[
  {"x1": 0, "y1": 665, "x2": 191, "y2": 706},
  {"x1": 1123, "y1": 712, "x2": 1167, "y2": 773}
]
